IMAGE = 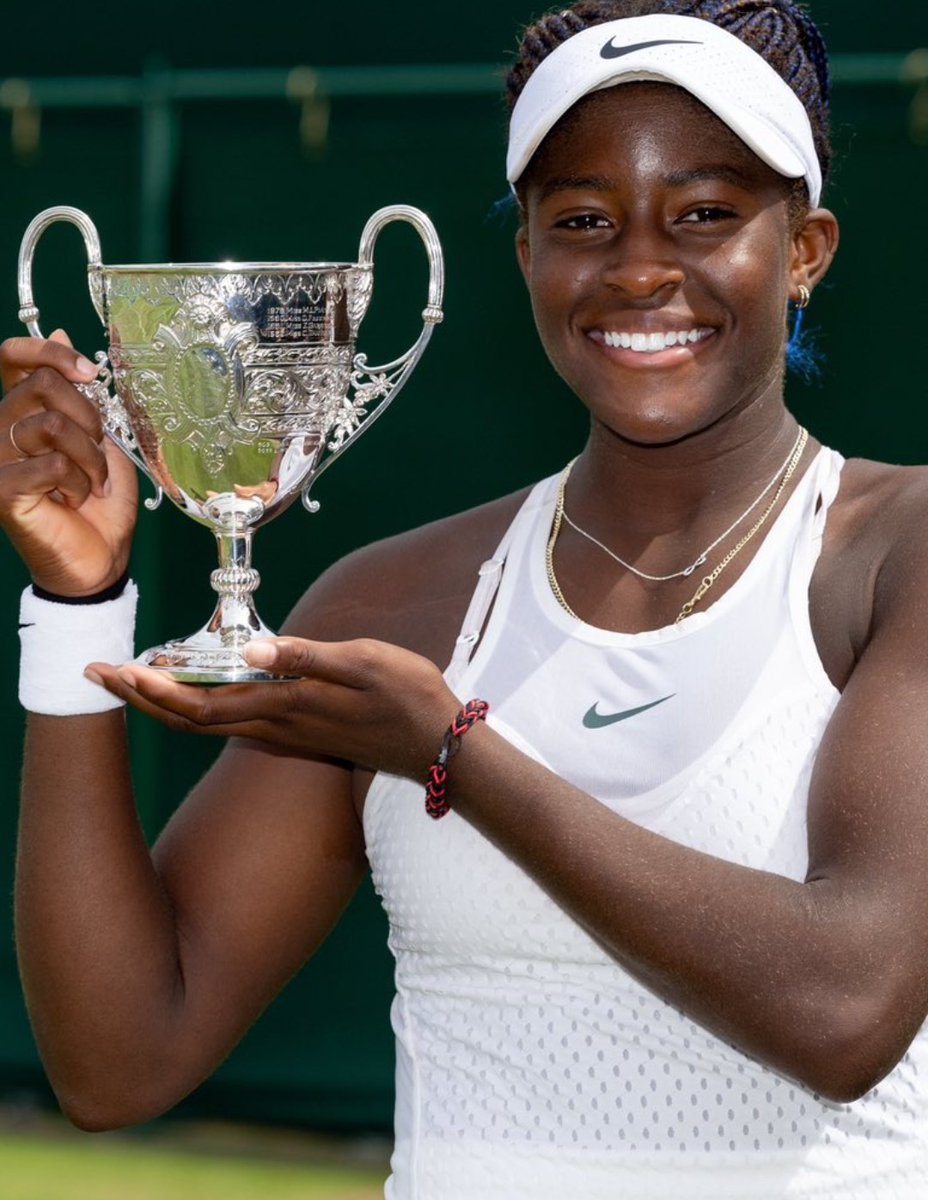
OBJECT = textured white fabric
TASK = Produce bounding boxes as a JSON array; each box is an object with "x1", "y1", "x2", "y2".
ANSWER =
[
  {"x1": 506, "y1": 14, "x2": 823, "y2": 206},
  {"x1": 18, "y1": 581, "x2": 137, "y2": 715},
  {"x1": 364, "y1": 448, "x2": 928, "y2": 1197}
]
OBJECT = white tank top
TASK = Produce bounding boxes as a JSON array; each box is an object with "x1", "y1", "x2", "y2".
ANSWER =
[{"x1": 364, "y1": 447, "x2": 928, "y2": 1198}]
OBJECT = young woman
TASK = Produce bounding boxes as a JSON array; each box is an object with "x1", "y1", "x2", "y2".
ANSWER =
[{"x1": 3, "y1": 1, "x2": 928, "y2": 1195}]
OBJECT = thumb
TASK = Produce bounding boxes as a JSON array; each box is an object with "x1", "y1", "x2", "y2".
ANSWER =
[
  {"x1": 243, "y1": 637, "x2": 320, "y2": 675},
  {"x1": 101, "y1": 435, "x2": 140, "y2": 500},
  {"x1": 242, "y1": 636, "x2": 361, "y2": 683},
  {"x1": 49, "y1": 328, "x2": 74, "y2": 347}
]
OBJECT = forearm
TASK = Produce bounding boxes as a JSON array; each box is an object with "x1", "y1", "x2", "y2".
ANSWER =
[
  {"x1": 16, "y1": 711, "x2": 187, "y2": 1127},
  {"x1": 447, "y1": 724, "x2": 910, "y2": 1101}
]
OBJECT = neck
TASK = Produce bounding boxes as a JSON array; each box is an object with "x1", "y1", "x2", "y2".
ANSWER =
[{"x1": 567, "y1": 404, "x2": 803, "y2": 546}]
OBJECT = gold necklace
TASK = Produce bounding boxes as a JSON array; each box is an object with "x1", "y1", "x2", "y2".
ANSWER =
[
  {"x1": 545, "y1": 426, "x2": 809, "y2": 625},
  {"x1": 560, "y1": 430, "x2": 807, "y2": 582}
]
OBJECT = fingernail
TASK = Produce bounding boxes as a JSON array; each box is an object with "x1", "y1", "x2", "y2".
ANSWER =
[
  {"x1": 117, "y1": 667, "x2": 138, "y2": 688},
  {"x1": 243, "y1": 641, "x2": 276, "y2": 666},
  {"x1": 84, "y1": 667, "x2": 104, "y2": 686},
  {"x1": 76, "y1": 356, "x2": 97, "y2": 378}
]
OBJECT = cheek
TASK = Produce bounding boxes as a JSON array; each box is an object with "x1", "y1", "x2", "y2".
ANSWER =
[
  {"x1": 527, "y1": 267, "x2": 572, "y2": 342},
  {"x1": 700, "y1": 239, "x2": 792, "y2": 372}
]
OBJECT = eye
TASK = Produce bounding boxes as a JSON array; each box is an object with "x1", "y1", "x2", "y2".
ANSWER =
[
  {"x1": 678, "y1": 205, "x2": 736, "y2": 225},
  {"x1": 553, "y1": 213, "x2": 611, "y2": 231}
]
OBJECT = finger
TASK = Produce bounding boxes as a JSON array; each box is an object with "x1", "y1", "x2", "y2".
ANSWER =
[
  {"x1": 4, "y1": 364, "x2": 105, "y2": 447},
  {"x1": 0, "y1": 452, "x2": 96, "y2": 511},
  {"x1": 98, "y1": 662, "x2": 306, "y2": 734},
  {"x1": 84, "y1": 663, "x2": 258, "y2": 736},
  {"x1": 5, "y1": 409, "x2": 108, "y2": 496},
  {"x1": 1, "y1": 334, "x2": 98, "y2": 392},
  {"x1": 243, "y1": 636, "x2": 381, "y2": 686}
]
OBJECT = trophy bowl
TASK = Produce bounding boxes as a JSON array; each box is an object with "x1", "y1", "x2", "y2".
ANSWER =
[{"x1": 18, "y1": 205, "x2": 444, "y2": 683}]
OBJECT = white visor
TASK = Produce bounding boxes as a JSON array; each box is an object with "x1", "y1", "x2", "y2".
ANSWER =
[{"x1": 507, "y1": 14, "x2": 822, "y2": 207}]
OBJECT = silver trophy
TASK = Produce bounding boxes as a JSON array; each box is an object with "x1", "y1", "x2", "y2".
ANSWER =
[{"x1": 18, "y1": 205, "x2": 444, "y2": 682}]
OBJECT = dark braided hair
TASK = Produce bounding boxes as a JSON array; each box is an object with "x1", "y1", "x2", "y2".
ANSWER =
[{"x1": 506, "y1": 1, "x2": 833, "y2": 197}]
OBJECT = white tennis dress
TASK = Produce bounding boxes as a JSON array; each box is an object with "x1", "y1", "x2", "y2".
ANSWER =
[{"x1": 363, "y1": 447, "x2": 928, "y2": 1198}]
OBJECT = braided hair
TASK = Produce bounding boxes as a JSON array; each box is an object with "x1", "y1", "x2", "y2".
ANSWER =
[{"x1": 506, "y1": 1, "x2": 832, "y2": 198}]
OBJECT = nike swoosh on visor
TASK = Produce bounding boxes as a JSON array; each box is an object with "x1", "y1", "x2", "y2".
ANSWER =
[{"x1": 600, "y1": 37, "x2": 701, "y2": 59}]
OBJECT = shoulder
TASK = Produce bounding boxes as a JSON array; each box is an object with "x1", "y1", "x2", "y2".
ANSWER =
[
  {"x1": 281, "y1": 483, "x2": 536, "y2": 664},
  {"x1": 832, "y1": 456, "x2": 928, "y2": 574},
  {"x1": 856, "y1": 460, "x2": 928, "y2": 624},
  {"x1": 817, "y1": 456, "x2": 928, "y2": 676}
]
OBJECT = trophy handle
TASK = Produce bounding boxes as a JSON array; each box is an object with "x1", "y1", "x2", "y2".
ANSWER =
[
  {"x1": 301, "y1": 204, "x2": 444, "y2": 512},
  {"x1": 17, "y1": 206, "x2": 164, "y2": 510}
]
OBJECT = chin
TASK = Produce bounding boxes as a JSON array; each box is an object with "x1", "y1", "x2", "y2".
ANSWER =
[{"x1": 587, "y1": 397, "x2": 717, "y2": 448}]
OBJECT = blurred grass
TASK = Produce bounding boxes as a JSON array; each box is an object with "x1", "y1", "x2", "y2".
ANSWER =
[{"x1": 0, "y1": 1119, "x2": 388, "y2": 1200}]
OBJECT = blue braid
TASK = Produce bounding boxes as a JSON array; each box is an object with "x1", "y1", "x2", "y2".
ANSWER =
[
  {"x1": 786, "y1": 301, "x2": 823, "y2": 383},
  {"x1": 488, "y1": 192, "x2": 520, "y2": 223}
]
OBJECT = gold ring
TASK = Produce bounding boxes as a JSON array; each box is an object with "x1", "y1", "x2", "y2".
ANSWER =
[{"x1": 8, "y1": 418, "x2": 28, "y2": 460}]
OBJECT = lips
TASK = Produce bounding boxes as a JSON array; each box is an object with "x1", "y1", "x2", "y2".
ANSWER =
[{"x1": 589, "y1": 327, "x2": 715, "y2": 353}]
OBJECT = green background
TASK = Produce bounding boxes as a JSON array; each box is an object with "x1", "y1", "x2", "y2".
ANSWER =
[{"x1": 0, "y1": 0, "x2": 925, "y2": 1133}]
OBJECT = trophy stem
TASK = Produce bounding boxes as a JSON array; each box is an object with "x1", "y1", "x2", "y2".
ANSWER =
[
  {"x1": 207, "y1": 528, "x2": 266, "y2": 646},
  {"x1": 134, "y1": 514, "x2": 292, "y2": 684}
]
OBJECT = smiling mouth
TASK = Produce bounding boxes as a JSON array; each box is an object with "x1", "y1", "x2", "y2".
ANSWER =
[{"x1": 592, "y1": 327, "x2": 715, "y2": 353}]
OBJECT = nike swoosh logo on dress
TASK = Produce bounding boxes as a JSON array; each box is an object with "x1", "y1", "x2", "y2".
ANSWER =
[{"x1": 582, "y1": 695, "x2": 676, "y2": 729}]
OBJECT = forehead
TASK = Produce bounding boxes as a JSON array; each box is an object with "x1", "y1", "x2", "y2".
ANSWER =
[{"x1": 523, "y1": 81, "x2": 785, "y2": 195}]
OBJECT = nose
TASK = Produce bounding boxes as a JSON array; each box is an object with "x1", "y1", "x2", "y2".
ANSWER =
[{"x1": 600, "y1": 223, "x2": 684, "y2": 302}]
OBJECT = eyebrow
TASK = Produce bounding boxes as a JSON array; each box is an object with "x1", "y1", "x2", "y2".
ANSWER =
[
  {"x1": 535, "y1": 163, "x2": 754, "y2": 203},
  {"x1": 663, "y1": 164, "x2": 754, "y2": 188},
  {"x1": 536, "y1": 175, "x2": 617, "y2": 202}
]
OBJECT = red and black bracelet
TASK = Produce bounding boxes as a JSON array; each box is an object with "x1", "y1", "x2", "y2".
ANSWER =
[{"x1": 424, "y1": 698, "x2": 489, "y2": 820}]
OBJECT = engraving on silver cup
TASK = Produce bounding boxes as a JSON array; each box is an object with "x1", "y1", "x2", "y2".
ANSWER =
[{"x1": 18, "y1": 205, "x2": 444, "y2": 683}]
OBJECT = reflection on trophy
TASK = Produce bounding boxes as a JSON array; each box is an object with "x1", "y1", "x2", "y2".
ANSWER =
[{"x1": 17, "y1": 205, "x2": 444, "y2": 683}]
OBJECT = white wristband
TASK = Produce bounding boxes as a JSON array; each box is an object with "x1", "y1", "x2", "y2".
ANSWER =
[{"x1": 18, "y1": 581, "x2": 138, "y2": 716}]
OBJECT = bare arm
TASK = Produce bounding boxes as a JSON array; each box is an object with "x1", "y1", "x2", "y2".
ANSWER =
[
  {"x1": 16, "y1": 711, "x2": 367, "y2": 1131},
  {"x1": 439, "y1": 614, "x2": 928, "y2": 1103},
  {"x1": 95, "y1": 484, "x2": 928, "y2": 1105},
  {"x1": 1, "y1": 339, "x2": 369, "y2": 1130}
]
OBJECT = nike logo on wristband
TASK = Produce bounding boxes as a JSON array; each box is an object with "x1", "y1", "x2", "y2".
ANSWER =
[
  {"x1": 582, "y1": 695, "x2": 675, "y2": 729},
  {"x1": 600, "y1": 37, "x2": 701, "y2": 59}
]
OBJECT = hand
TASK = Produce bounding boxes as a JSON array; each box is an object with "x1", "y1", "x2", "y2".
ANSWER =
[
  {"x1": 87, "y1": 636, "x2": 462, "y2": 779},
  {"x1": 0, "y1": 331, "x2": 138, "y2": 596}
]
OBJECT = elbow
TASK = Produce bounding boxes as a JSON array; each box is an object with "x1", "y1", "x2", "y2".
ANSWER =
[
  {"x1": 50, "y1": 1062, "x2": 187, "y2": 1132},
  {"x1": 785, "y1": 990, "x2": 916, "y2": 1104},
  {"x1": 804, "y1": 1065, "x2": 885, "y2": 1106},
  {"x1": 57, "y1": 1087, "x2": 171, "y2": 1133},
  {"x1": 62, "y1": 1104, "x2": 137, "y2": 1135}
]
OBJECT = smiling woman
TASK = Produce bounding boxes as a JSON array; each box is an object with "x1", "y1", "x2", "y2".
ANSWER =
[
  {"x1": 513, "y1": 82, "x2": 831, "y2": 450},
  {"x1": 3, "y1": 2, "x2": 928, "y2": 1200}
]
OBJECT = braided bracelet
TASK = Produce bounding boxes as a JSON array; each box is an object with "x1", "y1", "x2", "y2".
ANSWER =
[{"x1": 424, "y1": 698, "x2": 489, "y2": 820}]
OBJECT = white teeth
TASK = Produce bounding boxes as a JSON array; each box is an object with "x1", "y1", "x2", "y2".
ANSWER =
[{"x1": 599, "y1": 328, "x2": 710, "y2": 353}]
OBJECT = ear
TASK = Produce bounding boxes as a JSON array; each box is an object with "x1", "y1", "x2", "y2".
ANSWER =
[
  {"x1": 788, "y1": 207, "x2": 840, "y2": 305},
  {"x1": 515, "y1": 224, "x2": 532, "y2": 285}
]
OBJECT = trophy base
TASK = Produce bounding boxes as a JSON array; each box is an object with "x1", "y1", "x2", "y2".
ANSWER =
[{"x1": 136, "y1": 641, "x2": 296, "y2": 685}]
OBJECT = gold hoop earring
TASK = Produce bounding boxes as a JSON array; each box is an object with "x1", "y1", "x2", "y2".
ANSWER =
[{"x1": 796, "y1": 284, "x2": 811, "y2": 310}]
